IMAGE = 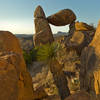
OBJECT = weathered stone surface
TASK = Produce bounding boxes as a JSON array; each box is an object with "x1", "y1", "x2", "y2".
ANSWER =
[
  {"x1": 33, "y1": 86, "x2": 48, "y2": 100},
  {"x1": 34, "y1": 25, "x2": 54, "y2": 46},
  {"x1": 0, "y1": 31, "x2": 34, "y2": 100},
  {"x1": 0, "y1": 53, "x2": 18, "y2": 100},
  {"x1": 75, "y1": 22, "x2": 95, "y2": 31},
  {"x1": 90, "y1": 21, "x2": 100, "y2": 54},
  {"x1": 80, "y1": 21, "x2": 100, "y2": 96},
  {"x1": 65, "y1": 91, "x2": 92, "y2": 100},
  {"x1": 47, "y1": 9, "x2": 76, "y2": 26},
  {"x1": 68, "y1": 22, "x2": 95, "y2": 55},
  {"x1": 0, "y1": 31, "x2": 22, "y2": 54},
  {"x1": 34, "y1": 5, "x2": 46, "y2": 18},
  {"x1": 34, "y1": 6, "x2": 54, "y2": 46},
  {"x1": 70, "y1": 31, "x2": 84, "y2": 46}
]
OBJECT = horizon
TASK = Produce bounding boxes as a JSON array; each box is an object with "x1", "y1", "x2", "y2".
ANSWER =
[{"x1": 0, "y1": 0, "x2": 100, "y2": 34}]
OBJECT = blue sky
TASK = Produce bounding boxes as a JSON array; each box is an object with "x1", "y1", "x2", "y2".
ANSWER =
[{"x1": 0, "y1": 0, "x2": 100, "y2": 34}]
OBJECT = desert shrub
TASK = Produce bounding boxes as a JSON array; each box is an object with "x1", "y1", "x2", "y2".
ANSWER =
[
  {"x1": 23, "y1": 50, "x2": 32, "y2": 65},
  {"x1": 23, "y1": 48, "x2": 38, "y2": 65},
  {"x1": 36, "y1": 43, "x2": 60, "y2": 62}
]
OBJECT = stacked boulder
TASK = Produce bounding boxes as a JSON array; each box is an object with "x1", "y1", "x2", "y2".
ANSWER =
[
  {"x1": 47, "y1": 9, "x2": 76, "y2": 26},
  {"x1": 33, "y1": 6, "x2": 76, "y2": 47},
  {"x1": 33, "y1": 5, "x2": 100, "y2": 100},
  {"x1": 0, "y1": 31, "x2": 34, "y2": 100},
  {"x1": 66, "y1": 21, "x2": 95, "y2": 55}
]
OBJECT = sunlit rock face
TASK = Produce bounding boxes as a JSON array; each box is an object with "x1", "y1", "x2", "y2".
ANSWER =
[
  {"x1": 0, "y1": 31, "x2": 34, "y2": 100},
  {"x1": 80, "y1": 21, "x2": 100, "y2": 97},
  {"x1": 33, "y1": 5, "x2": 54, "y2": 46}
]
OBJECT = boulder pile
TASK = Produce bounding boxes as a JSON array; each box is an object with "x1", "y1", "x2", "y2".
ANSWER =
[
  {"x1": 0, "y1": 31, "x2": 34, "y2": 100},
  {"x1": 32, "y1": 5, "x2": 100, "y2": 100}
]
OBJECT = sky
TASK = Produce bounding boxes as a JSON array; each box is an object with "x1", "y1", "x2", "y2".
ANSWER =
[{"x1": 0, "y1": 0, "x2": 100, "y2": 34}]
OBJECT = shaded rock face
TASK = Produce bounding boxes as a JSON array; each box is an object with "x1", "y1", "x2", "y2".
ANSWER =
[
  {"x1": 65, "y1": 91, "x2": 92, "y2": 100},
  {"x1": 67, "y1": 22, "x2": 95, "y2": 55},
  {"x1": 75, "y1": 22, "x2": 95, "y2": 31},
  {"x1": 0, "y1": 31, "x2": 33, "y2": 100},
  {"x1": 34, "y1": 6, "x2": 54, "y2": 46},
  {"x1": 80, "y1": 21, "x2": 100, "y2": 96},
  {"x1": 47, "y1": 9, "x2": 76, "y2": 26}
]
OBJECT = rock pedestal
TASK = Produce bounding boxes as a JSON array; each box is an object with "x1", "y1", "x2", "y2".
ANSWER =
[{"x1": 33, "y1": 6, "x2": 54, "y2": 46}]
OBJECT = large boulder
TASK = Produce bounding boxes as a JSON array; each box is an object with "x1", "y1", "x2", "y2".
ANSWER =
[
  {"x1": 47, "y1": 9, "x2": 76, "y2": 26},
  {"x1": 0, "y1": 31, "x2": 22, "y2": 54},
  {"x1": 33, "y1": 5, "x2": 54, "y2": 46},
  {"x1": 0, "y1": 52, "x2": 18, "y2": 100},
  {"x1": 80, "y1": 21, "x2": 100, "y2": 97},
  {"x1": 0, "y1": 31, "x2": 34, "y2": 100}
]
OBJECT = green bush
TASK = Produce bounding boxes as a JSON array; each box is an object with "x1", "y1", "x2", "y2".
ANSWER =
[
  {"x1": 23, "y1": 48, "x2": 38, "y2": 65},
  {"x1": 23, "y1": 42, "x2": 60, "y2": 65},
  {"x1": 36, "y1": 43, "x2": 60, "y2": 62}
]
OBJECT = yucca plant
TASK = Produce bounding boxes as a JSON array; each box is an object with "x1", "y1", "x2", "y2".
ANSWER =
[
  {"x1": 37, "y1": 43, "x2": 70, "y2": 100},
  {"x1": 37, "y1": 43, "x2": 60, "y2": 62}
]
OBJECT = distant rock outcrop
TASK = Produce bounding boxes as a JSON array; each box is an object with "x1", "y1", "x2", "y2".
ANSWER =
[
  {"x1": 47, "y1": 9, "x2": 76, "y2": 26},
  {"x1": 80, "y1": 21, "x2": 100, "y2": 97},
  {"x1": 0, "y1": 31, "x2": 34, "y2": 100},
  {"x1": 33, "y1": 6, "x2": 54, "y2": 46}
]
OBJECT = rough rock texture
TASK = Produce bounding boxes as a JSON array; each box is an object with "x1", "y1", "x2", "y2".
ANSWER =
[
  {"x1": 50, "y1": 59, "x2": 70, "y2": 100},
  {"x1": 0, "y1": 31, "x2": 22, "y2": 54},
  {"x1": 65, "y1": 91, "x2": 92, "y2": 100},
  {"x1": 34, "y1": 6, "x2": 54, "y2": 46},
  {"x1": 75, "y1": 22, "x2": 95, "y2": 31},
  {"x1": 67, "y1": 22, "x2": 95, "y2": 55},
  {"x1": 0, "y1": 31, "x2": 33, "y2": 100},
  {"x1": 80, "y1": 21, "x2": 100, "y2": 97},
  {"x1": 0, "y1": 52, "x2": 18, "y2": 100},
  {"x1": 47, "y1": 9, "x2": 76, "y2": 26},
  {"x1": 55, "y1": 36, "x2": 80, "y2": 72}
]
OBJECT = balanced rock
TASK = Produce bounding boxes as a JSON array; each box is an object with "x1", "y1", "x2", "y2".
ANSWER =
[
  {"x1": 34, "y1": 5, "x2": 54, "y2": 46},
  {"x1": 47, "y1": 9, "x2": 76, "y2": 26},
  {"x1": 0, "y1": 31, "x2": 34, "y2": 100},
  {"x1": 80, "y1": 21, "x2": 100, "y2": 96}
]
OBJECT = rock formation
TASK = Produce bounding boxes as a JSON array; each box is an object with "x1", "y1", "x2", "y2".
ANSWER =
[
  {"x1": 0, "y1": 31, "x2": 33, "y2": 100},
  {"x1": 47, "y1": 9, "x2": 76, "y2": 26},
  {"x1": 79, "y1": 21, "x2": 100, "y2": 97},
  {"x1": 33, "y1": 5, "x2": 54, "y2": 46},
  {"x1": 32, "y1": 5, "x2": 100, "y2": 100},
  {"x1": 75, "y1": 22, "x2": 95, "y2": 31},
  {"x1": 66, "y1": 21, "x2": 95, "y2": 55}
]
